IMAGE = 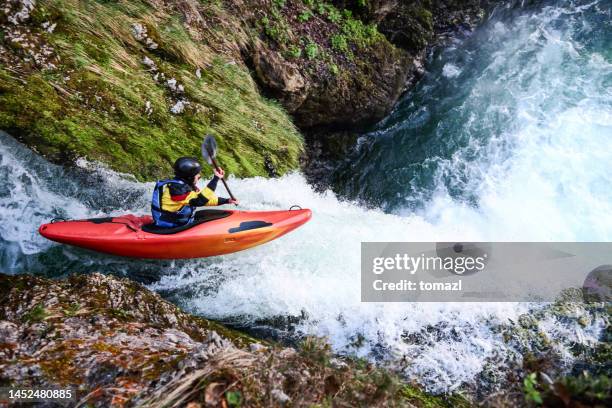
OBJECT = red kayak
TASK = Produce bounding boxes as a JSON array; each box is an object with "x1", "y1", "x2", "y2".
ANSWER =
[{"x1": 39, "y1": 208, "x2": 312, "y2": 259}]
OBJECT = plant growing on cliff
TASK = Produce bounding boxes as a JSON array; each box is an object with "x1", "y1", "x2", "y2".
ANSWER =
[
  {"x1": 305, "y1": 41, "x2": 318, "y2": 60},
  {"x1": 331, "y1": 33, "x2": 348, "y2": 52},
  {"x1": 329, "y1": 63, "x2": 339, "y2": 75},
  {"x1": 524, "y1": 373, "x2": 543, "y2": 405},
  {"x1": 342, "y1": 18, "x2": 380, "y2": 48},
  {"x1": 23, "y1": 303, "x2": 49, "y2": 323},
  {"x1": 298, "y1": 10, "x2": 313, "y2": 23},
  {"x1": 326, "y1": 6, "x2": 342, "y2": 24},
  {"x1": 0, "y1": 0, "x2": 303, "y2": 180},
  {"x1": 287, "y1": 44, "x2": 302, "y2": 59}
]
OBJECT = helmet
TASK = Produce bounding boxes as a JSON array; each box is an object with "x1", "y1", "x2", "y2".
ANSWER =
[{"x1": 173, "y1": 157, "x2": 202, "y2": 180}]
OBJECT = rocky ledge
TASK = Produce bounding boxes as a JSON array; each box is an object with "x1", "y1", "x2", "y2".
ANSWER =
[
  {"x1": 1, "y1": 273, "x2": 610, "y2": 407},
  {"x1": 0, "y1": 272, "x2": 473, "y2": 407}
]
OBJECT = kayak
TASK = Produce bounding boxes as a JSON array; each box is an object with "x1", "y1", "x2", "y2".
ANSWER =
[{"x1": 39, "y1": 208, "x2": 312, "y2": 259}]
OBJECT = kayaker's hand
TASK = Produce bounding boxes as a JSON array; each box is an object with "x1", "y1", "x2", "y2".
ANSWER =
[
  {"x1": 214, "y1": 168, "x2": 225, "y2": 179},
  {"x1": 229, "y1": 198, "x2": 239, "y2": 205}
]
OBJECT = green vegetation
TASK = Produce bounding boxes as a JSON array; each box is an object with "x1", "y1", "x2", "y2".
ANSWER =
[
  {"x1": 260, "y1": 15, "x2": 291, "y2": 45},
  {"x1": 225, "y1": 390, "x2": 242, "y2": 407},
  {"x1": 305, "y1": 41, "x2": 319, "y2": 60},
  {"x1": 286, "y1": 44, "x2": 302, "y2": 58},
  {"x1": 329, "y1": 63, "x2": 339, "y2": 75},
  {"x1": 62, "y1": 302, "x2": 81, "y2": 317},
  {"x1": 326, "y1": 6, "x2": 343, "y2": 24},
  {"x1": 22, "y1": 303, "x2": 49, "y2": 323},
  {"x1": 523, "y1": 373, "x2": 543, "y2": 405},
  {"x1": 298, "y1": 10, "x2": 313, "y2": 22},
  {"x1": 0, "y1": 0, "x2": 303, "y2": 180},
  {"x1": 331, "y1": 33, "x2": 349, "y2": 52},
  {"x1": 256, "y1": 0, "x2": 385, "y2": 63}
]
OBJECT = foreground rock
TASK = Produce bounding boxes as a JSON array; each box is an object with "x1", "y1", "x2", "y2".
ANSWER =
[{"x1": 0, "y1": 272, "x2": 471, "y2": 407}]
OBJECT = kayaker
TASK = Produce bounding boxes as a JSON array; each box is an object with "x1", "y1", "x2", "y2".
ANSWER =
[{"x1": 151, "y1": 157, "x2": 238, "y2": 228}]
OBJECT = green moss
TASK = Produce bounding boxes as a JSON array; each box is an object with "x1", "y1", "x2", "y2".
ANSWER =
[
  {"x1": 305, "y1": 41, "x2": 319, "y2": 60},
  {"x1": 39, "y1": 341, "x2": 81, "y2": 385},
  {"x1": 331, "y1": 34, "x2": 348, "y2": 52},
  {"x1": 0, "y1": 0, "x2": 303, "y2": 180},
  {"x1": 22, "y1": 304, "x2": 49, "y2": 323},
  {"x1": 62, "y1": 303, "x2": 81, "y2": 317},
  {"x1": 402, "y1": 385, "x2": 472, "y2": 408}
]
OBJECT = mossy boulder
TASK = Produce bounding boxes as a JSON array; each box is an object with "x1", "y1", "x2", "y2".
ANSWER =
[
  {"x1": 0, "y1": 272, "x2": 471, "y2": 407},
  {"x1": 235, "y1": 0, "x2": 411, "y2": 130}
]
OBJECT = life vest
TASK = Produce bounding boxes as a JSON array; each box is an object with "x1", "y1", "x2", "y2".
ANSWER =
[{"x1": 151, "y1": 179, "x2": 195, "y2": 228}]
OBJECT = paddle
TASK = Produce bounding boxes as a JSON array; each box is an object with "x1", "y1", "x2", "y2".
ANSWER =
[{"x1": 201, "y1": 135, "x2": 237, "y2": 205}]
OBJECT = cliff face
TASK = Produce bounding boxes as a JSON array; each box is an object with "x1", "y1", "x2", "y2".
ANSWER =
[
  {"x1": 0, "y1": 272, "x2": 469, "y2": 407},
  {"x1": 236, "y1": 0, "x2": 411, "y2": 130},
  {"x1": 0, "y1": 0, "x2": 491, "y2": 179},
  {"x1": 0, "y1": 0, "x2": 304, "y2": 180}
]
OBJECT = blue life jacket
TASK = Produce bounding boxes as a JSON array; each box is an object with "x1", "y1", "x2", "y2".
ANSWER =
[{"x1": 151, "y1": 179, "x2": 195, "y2": 228}]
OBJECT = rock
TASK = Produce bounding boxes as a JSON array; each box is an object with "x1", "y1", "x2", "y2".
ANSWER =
[
  {"x1": 332, "y1": 0, "x2": 398, "y2": 23},
  {"x1": 6, "y1": 0, "x2": 36, "y2": 25},
  {"x1": 204, "y1": 382, "x2": 224, "y2": 406},
  {"x1": 271, "y1": 388, "x2": 291, "y2": 403},
  {"x1": 170, "y1": 99, "x2": 189, "y2": 114},
  {"x1": 329, "y1": 357, "x2": 348, "y2": 370},
  {"x1": 0, "y1": 321, "x2": 19, "y2": 343},
  {"x1": 251, "y1": 45, "x2": 309, "y2": 112},
  {"x1": 0, "y1": 273, "x2": 464, "y2": 407},
  {"x1": 130, "y1": 22, "x2": 158, "y2": 50},
  {"x1": 249, "y1": 342, "x2": 267, "y2": 353},
  {"x1": 278, "y1": 347, "x2": 297, "y2": 359}
]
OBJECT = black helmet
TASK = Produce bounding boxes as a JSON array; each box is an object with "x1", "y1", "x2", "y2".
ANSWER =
[{"x1": 174, "y1": 157, "x2": 201, "y2": 179}]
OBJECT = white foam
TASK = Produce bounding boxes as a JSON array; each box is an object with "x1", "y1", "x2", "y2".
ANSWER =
[{"x1": 442, "y1": 63, "x2": 462, "y2": 78}]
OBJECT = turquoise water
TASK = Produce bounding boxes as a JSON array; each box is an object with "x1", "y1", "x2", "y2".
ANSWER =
[{"x1": 332, "y1": 0, "x2": 612, "y2": 234}]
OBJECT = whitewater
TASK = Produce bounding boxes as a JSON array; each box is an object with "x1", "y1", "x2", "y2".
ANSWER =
[{"x1": 1, "y1": 0, "x2": 610, "y2": 393}]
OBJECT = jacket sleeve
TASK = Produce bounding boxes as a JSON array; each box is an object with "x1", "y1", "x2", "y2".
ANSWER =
[{"x1": 187, "y1": 176, "x2": 230, "y2": 206}]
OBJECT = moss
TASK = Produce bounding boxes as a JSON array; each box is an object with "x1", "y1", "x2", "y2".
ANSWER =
[
  {"x1": 62, "y1": 302, "x2": 81, "y2": 317},
  {"x1": 91, "y1": 341, "x2": 121, "y2": 354},
  {"x1": 22, "y1": 303, "x2": 49, "y2": 323},
  {"x1": 140, "y1": 352, "x2": 188, "y2": 381},
  {"x1": 402, "y1": 385, "x2": 472, "y2": 408},
  {"x1": 0, "y1": 0, "x2": 303, "y2": 180},
  {"x1": 39, "y1": 341, "x2": 82, "y2": 385}
]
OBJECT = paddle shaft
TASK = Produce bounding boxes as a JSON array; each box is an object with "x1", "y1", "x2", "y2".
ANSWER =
[{"x1": 208, "y1": 153, "x2": 237, "y2": 203}]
